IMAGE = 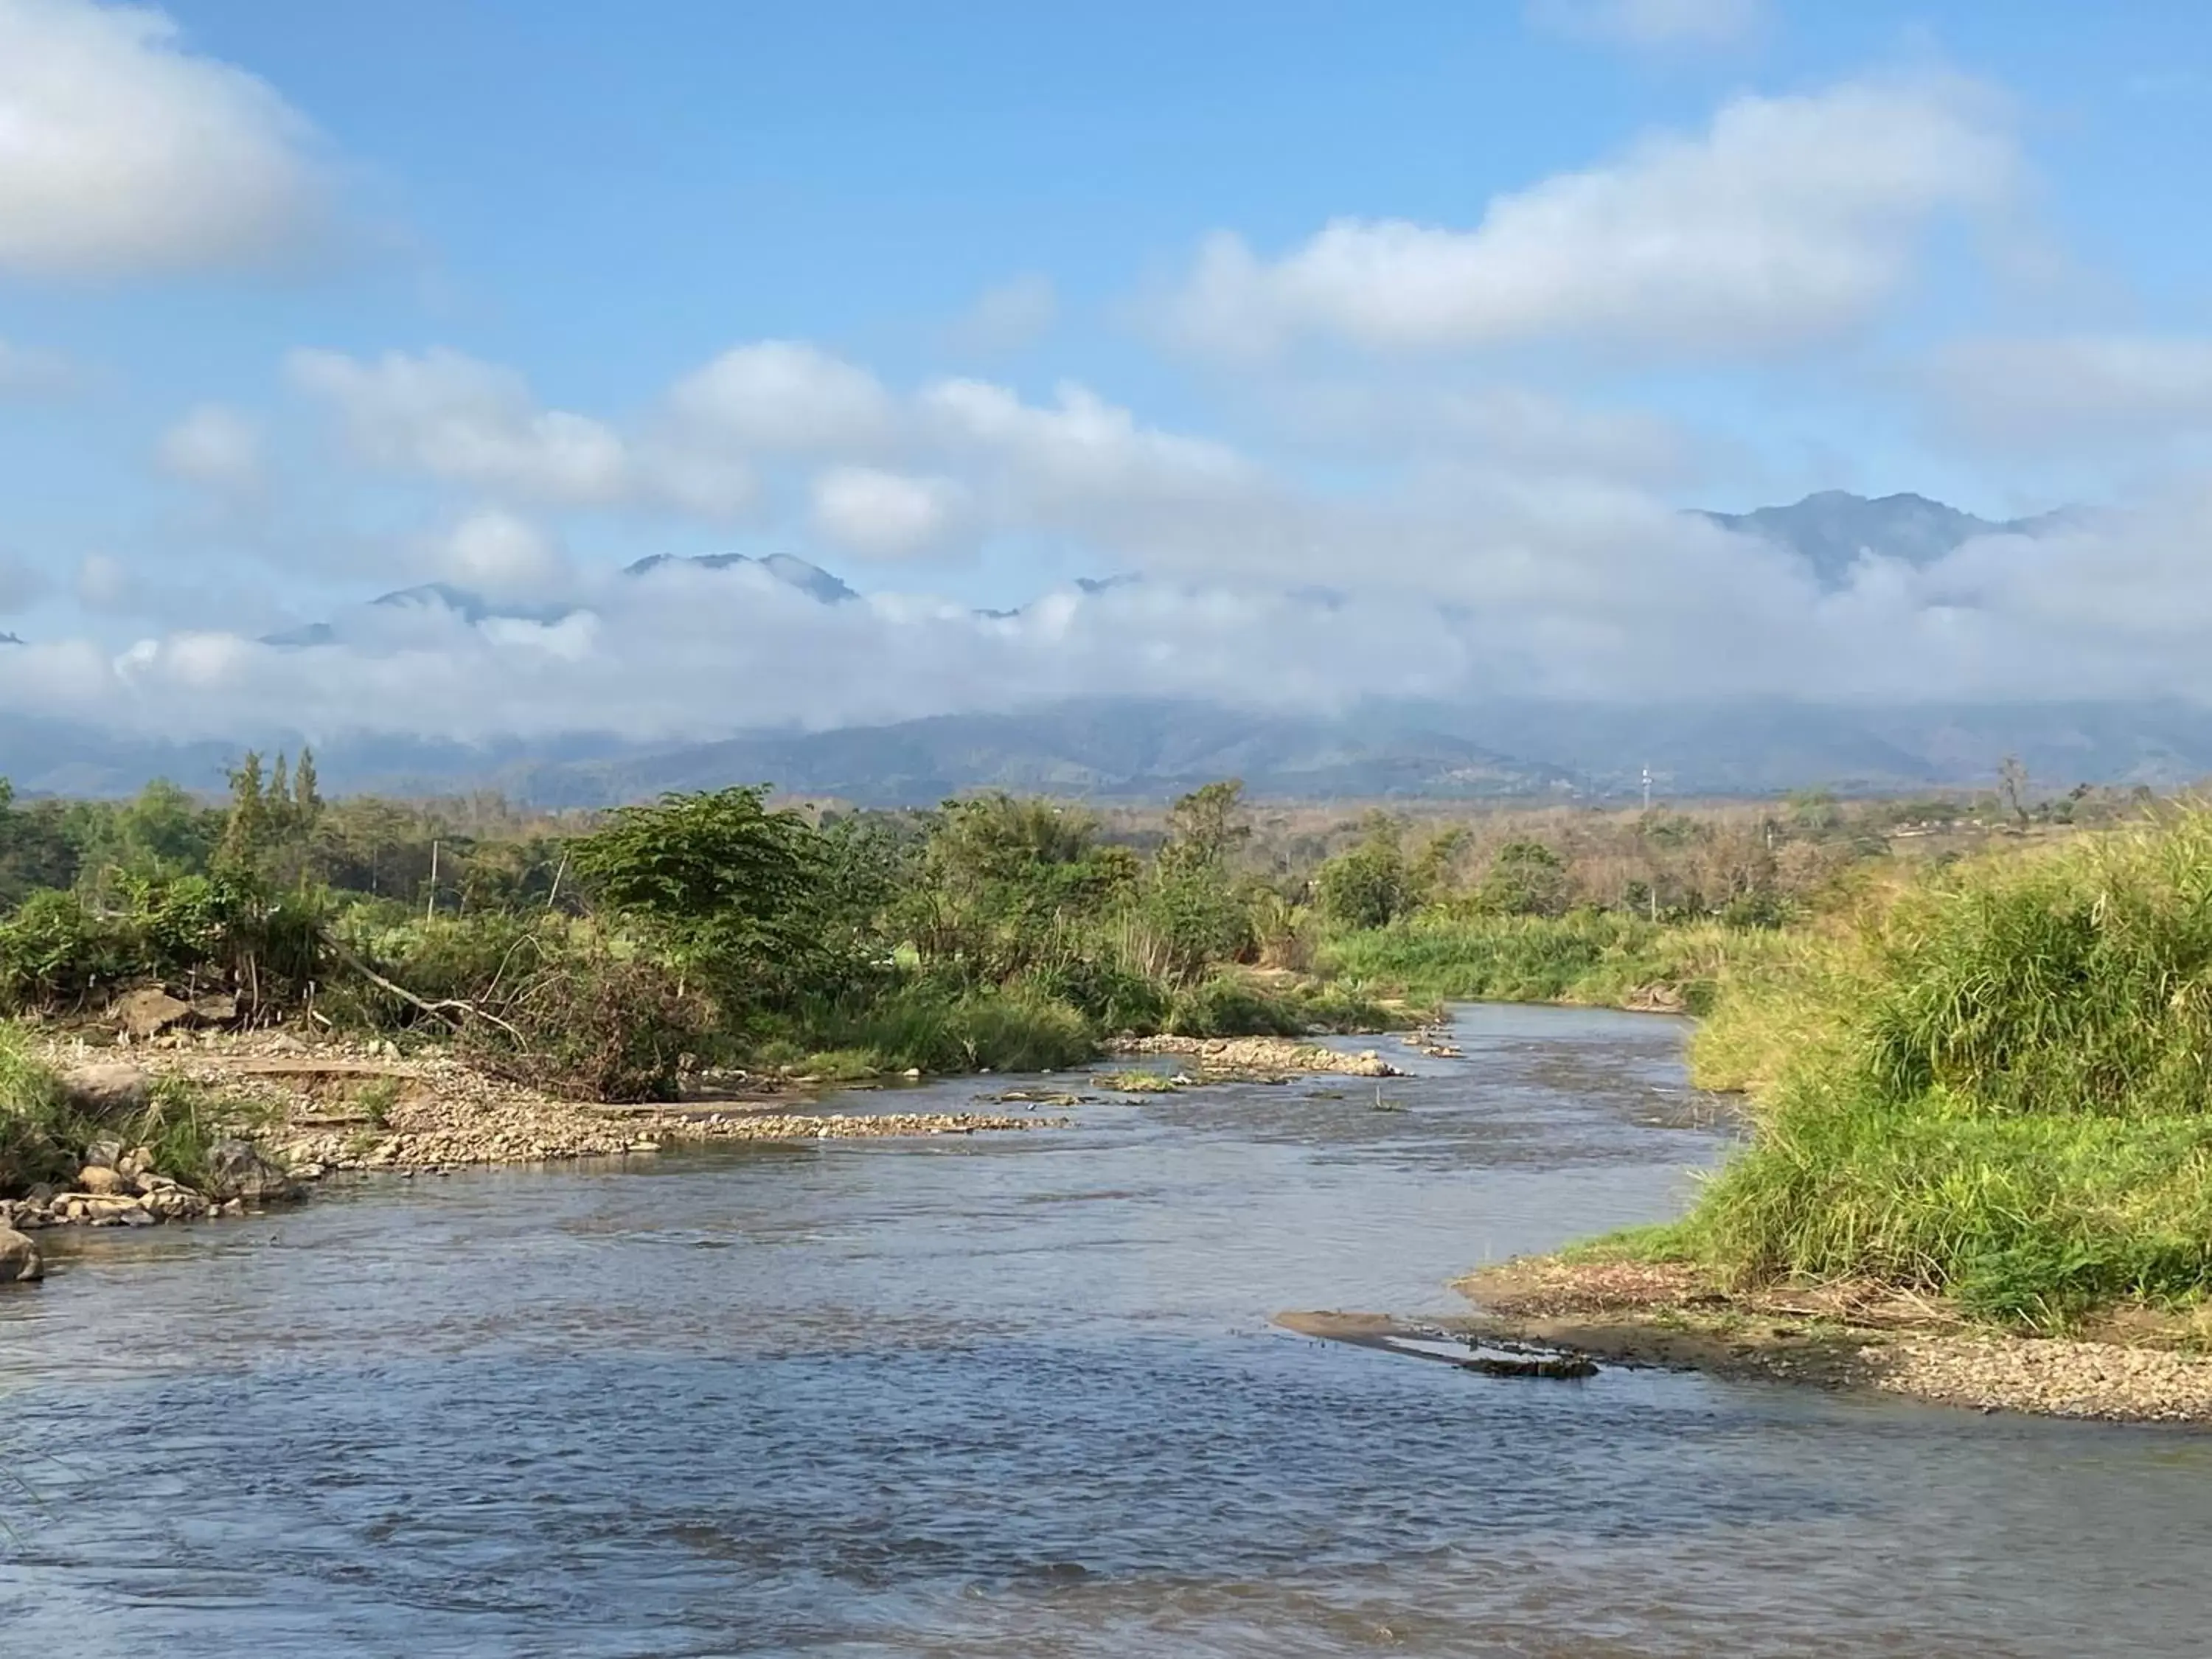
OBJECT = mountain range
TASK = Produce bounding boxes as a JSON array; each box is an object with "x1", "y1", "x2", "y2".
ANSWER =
[
  {"x1": 7, "y1": 490, "x2": 2195, "y2": 804},
  {"x1": 1694, "y1": 490, "x2": 2071, "y2": 588}
]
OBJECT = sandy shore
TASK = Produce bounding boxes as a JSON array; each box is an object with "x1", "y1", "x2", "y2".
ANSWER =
[{"x1": 1284, "y1": 1257, "x2": 2212, "y2": 1425}]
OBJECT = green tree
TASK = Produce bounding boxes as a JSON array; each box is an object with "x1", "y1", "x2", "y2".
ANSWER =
[
  {"x1": 1138, "y1": 780, "x2": 1258, "y2": 980},
  {"x1": 293, "y1": 746, "x2": 323, "y2": 827},
  {"x1": 1473, "y1": 839, "x2": 1568, "y2": 917},
  {"x1": 0, "y1": 779, "x2": 86, "y2": 906},
  {"x1": 215, "y1": 751, "x2": 273, "y2": 877},
  {"x1": 571, "y1": 786, "x2": 869, "y2": 1019},
  {"x1": 1159, "y1": 779, "x2": 1251, "y2": 875},
  {"x1": 1314, "y1": 815, "x2": 1413, "y2": 931},
  {"x1": 903, "y1": 794, "x2": 1138, "y2": 981}
]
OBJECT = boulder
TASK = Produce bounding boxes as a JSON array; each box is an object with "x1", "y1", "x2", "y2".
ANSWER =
[
  {"x1": 202, "y1": 1138, "x2": 302, "y2": 1206},
  {"x1": 76, "y1": 1164, "x2": 125, "y2": 1195},
  {"x1": 189, "y1": 992, "x2": 240, "y2": 1026},
  {"x1": 111, "y1": 987, "x2": 193, "y2": 1041},
  {"x1": 0, "y1": 1226, "x2": 42, "y2": 1284},
  {"x1": 58, "y1": 1064, "x2": 150, "y2": 1123}
]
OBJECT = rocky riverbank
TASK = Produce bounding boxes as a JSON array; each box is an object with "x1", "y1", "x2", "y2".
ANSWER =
[
  {"x1": 0, "y1": 1032, "x2": 1070, "y2": 1256},
  {"x1": 1107, "y1": 1034, "x2": 1405, "y2": 1079},
  {"x1": 1443, "y1": 1256, "x2": 2212, "y2": 1425}
]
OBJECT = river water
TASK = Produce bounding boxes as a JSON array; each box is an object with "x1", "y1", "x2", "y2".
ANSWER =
[{"x1": 4, "y1": 1004, "x2": 2209, "y2": 1656}]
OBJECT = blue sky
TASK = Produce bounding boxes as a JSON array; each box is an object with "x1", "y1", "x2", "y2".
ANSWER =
[{"x1": 1, "y1": 0, "x2": 2211, "y2": 740}]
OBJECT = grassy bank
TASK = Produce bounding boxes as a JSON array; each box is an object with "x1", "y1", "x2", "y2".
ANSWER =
[
  {"x1": 1315, "y1": 911, "x2": 1802, "y2": 1015},
  {"x1": 0, "y1": 1026, "x2": 232, "y2": 1194},
  {"x1": 1630, "y1": 810, "x2": 2212, "y2": 1327}
]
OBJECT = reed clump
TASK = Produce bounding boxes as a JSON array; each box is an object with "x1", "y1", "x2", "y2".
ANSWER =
[{"x1": 1658, "y1": 809, "x2": 2212, "y2": 1326}]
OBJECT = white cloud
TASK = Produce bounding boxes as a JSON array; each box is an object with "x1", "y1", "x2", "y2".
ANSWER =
[
  {"x1": 156, "y1": 403, "x2": 262, "y2": 494},
  {"x1": 912, "y1": 377, "x2": 1292, "y2": 571},
  {"x1": 1528, "y1": 0, "x2": 1767, "y2": 51},
  {"x1": 947, "y1": 273, "x2": 1058, "y2": 354},
  {"x1": 1934, "y1": 334, "x2": 2212, "y2": 447},
  {"x1": 288, "y1": 348, "x2": 633, "y2": 505},
  {"x1": 920, "y1": 378, "x2": 1253, "y2": 499},
  {"x1": 1161, "y1": 74, "x2": 2015, "y2": 358},
  {"x1": 433, "y1": 507, "x2": 568, "y2": 597},
  {"x1": 287, "y1": 346, "x2": 759, "y2": 518},
  {"x1": 16, "y1": 462, "x2": 2212, "y2": 747},
  {"x1": 0, "y1": 337, "x2": 78, "y2": 397},
  {"x1": 810, "y1": 467, "x2": 964, "y2": 558},
  {"x1": 665, "y1": 340, "x2": 894, "y2": 451},
  {"x1": 0, "y1": 0, "x2": 330, "y2": 278}
]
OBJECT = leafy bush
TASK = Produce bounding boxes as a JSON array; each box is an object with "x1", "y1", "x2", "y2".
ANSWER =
[
  {"x1": 1165, "y1": 975, "x2": 1304, "y2": 1037},
  {"x1": 572, "y1": 785, "x2": 888, "y2": 1026},
  {"x1": 0, "y1": 890, "x2": 135, "y2": 1009},
  {"x1": 458, "y1": 945, "x2": 713, "y2": 1102},
  {"x1": 1314, "y1": 817, "x2": 1414, "y2": 931}
]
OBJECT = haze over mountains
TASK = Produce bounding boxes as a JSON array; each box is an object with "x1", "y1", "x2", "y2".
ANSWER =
[{"x1": 9, "y1": 490, "x2": 2208, "y2": 805}]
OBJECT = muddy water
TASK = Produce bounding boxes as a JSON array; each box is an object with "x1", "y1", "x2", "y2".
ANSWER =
[{"x1": 3, "y1": 1004, "x2": 2209, "y2": 1656}]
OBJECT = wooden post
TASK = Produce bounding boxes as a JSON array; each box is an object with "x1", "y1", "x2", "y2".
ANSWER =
[{"x1": 426, "y1": 839, "x2": 439, "y2": 921}]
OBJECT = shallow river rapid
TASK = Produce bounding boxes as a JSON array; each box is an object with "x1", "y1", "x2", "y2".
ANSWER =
[{"x1": 5, "y1": 1004, "x2": 2211, "y2": 1656}]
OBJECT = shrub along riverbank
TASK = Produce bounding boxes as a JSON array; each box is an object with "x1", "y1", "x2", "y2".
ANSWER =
[
  {"x1": 1315, "y1": 911, "x2": 1804, "y2": 1015},
  {"x1": 0, "y1": 773, "x2": 1439, "y2": 1209},
  {"x1": 1609, "y1": 807, "x2": 2212, "y2": 1329}
]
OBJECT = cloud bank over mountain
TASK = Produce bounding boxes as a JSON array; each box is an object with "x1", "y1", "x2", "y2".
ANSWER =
[
  {"x1": 0, "y1": 1, "x2": 2208, "y2": 790},
  {"x1": 2, "y1": 485, "x2": 2205, "y2": 751}
]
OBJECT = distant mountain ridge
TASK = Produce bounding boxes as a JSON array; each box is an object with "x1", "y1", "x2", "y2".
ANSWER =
[
  {"x1": 10, "y1": 488, "x2": 2180, "y2": 805},
  {"x1": 1694, "y1": 490, "x2": 2071, "y2": 588},
  {"x1": 495, "y1": 702, "x2": 1574, "y2": 807},
  {"x1": 260, "y1": 552, "x2": 859, "y2": 647},
  {"x1": 618, "y1": 551, "x2": 858, "y2": 605},
  {"x1": 10, "y1": 695, "x2": 2209, "y2": 806}
]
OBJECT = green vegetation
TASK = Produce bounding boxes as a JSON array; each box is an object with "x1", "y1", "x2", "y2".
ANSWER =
[
  {"x1": 0, "y1": 764, "x2": 1442, "y2": 1126},
  {"x1": 1639, "y1": 809, "x2": 2212, "y2": 1327},
  {"x1": 0, "y1": 1026, "x2": 229, "y2": 1194},
  {"x1": 1318, "y1": 911, "x2": 1795, "y2": 1015}
]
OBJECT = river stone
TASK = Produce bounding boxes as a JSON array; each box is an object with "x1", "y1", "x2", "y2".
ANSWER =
[
  {"x1": 0, "y1": 1227, "x2": 44, "y2": 1283},
  {"x1": 76, "y1": 1163, "x2": 125, "y2": 1195},
  {"x1": 59, "y1": 1063, "x2": 150, "y2": 1123},
  {"x1": 202, "y1": 1138, "x2": 303, "y2": 1206},
  {"x1": 111, "y1": 987, "x2": 194, "y2": 1040}
]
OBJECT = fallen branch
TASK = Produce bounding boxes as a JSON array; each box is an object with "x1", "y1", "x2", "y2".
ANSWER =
[{"x1": 321, "y1": 934, "x2": 529, "y2": 1046}]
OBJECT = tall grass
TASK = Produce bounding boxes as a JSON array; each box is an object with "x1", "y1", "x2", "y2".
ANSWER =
[
  {"x1": 775, "y1": 979, "x2": 1098, "y2": 1077},
  {"x1": 0, "y1": 1026, "x2": 232, "y2": 1195},
  {"x1": 0, "y1": 1027, "x2": 70, "y2": 1192},
  {"x1": 1318, "y1": 911, "x2": 1799, "y2": 1015},
  {"x1": 1656, "y1": 810, "x2": 2212, "y2": 1325}
]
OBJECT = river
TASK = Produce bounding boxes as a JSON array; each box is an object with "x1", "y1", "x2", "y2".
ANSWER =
[{"x1": 4, "y1": 1004, "x2": 2208, "y2": 1656}]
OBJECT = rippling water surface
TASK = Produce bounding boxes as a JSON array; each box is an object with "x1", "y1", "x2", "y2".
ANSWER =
[{"x1": 5, "y1": 1004, "x2": 2211, "y2": 1656}]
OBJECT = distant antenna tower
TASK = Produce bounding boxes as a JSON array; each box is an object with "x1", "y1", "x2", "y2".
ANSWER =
[{"x1": 1641, "y1": 765, "x2": 1652, "y2": 813}]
